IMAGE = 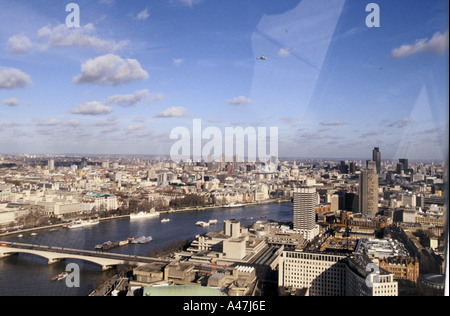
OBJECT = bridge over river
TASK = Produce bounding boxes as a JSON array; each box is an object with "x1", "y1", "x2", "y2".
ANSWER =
[{"x1": 0, "y1": 241, "x2": 170, "y2": 270}]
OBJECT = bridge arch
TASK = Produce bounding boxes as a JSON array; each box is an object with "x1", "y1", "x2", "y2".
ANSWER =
[
  {"x1": 0, "y1": 247, "x2": 122, "y2": 270},
  {"x1": 1, "y1": 241, "x2": 164, "y2": 271}
]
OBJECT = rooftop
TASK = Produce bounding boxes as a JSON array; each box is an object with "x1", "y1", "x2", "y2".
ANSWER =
[
  {"x1": 85, "y1": 193, "x2": 114, "y2": 198},
  {"x1": 143, "y1": 285, "x2": 224, "y2": 296},
  {"x1": 355, "y1": 238, "x2": 409, "y2": 258}
]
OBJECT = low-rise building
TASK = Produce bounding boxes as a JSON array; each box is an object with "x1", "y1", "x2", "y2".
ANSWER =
[
  {"x1": 207, "y1": 265, "x2": 257, "y2": 296},
  {"x1": 164, "y1": 262, "x2": 196, "y2": 284},
  {"x1": 355, "y1": 238, "x2": 409, "y2": 259},
  {"x1": 82, "y1": 193, "x2": 118, "y2": 211},
  {"x1": 132, "y1": 262, "x2": 166, "y2": 285},
  {"x1": 379, "y1": 257, "x2": 420, "y2": 283}
]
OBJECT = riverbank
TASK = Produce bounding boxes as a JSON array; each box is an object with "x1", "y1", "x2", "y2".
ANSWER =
[
  {"x1": 0, "y1": 215, "x2": 129, "y2": 238},
  {"x1": 0, "y1": 198, "x2": 291, "y2": 238},
  {"x1": 160, "y1": 198, "x2": 291, "y2": 214}
]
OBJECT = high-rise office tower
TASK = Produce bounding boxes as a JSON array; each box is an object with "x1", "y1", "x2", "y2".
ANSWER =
[
  {"x1": 372, "y1": 147, "x2": 381, "y2": 174},
  {"x1": 48, "y1": 159, "x2": 55, "y2": 172},
  {"x1": 220, "y1": 153, "x2": 226, "y2": 170},
  {"x1": 349, "y1": 162, "x2": 356, "y2": 174},
  {"x1": 399, "y1": 159, "x2": 409, "y2": 173},
  {"x1": 339, "y1": 161, "x2": 349, "y2": 174},
  {"x1": 359, "y1": 162, "x2": 379, "y2": 216},
  {"x1": 396, "y1": 163, "x2": 404, "y2": 174},
  {"x1": 293, "y1": 187, "x2": 319, "y2": 241},
  {"x1": 79, "y1": 157, "x2": 88, "y2": 170}
]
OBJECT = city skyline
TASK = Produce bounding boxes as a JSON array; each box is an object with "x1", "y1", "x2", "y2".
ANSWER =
[{"x1": 0, "y1": 0, "x2": 448, "y2": 161}]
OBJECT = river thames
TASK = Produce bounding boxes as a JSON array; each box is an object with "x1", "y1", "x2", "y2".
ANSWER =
[{"x1": 0, "y1": 202, "x2": 293, "y2": 296}]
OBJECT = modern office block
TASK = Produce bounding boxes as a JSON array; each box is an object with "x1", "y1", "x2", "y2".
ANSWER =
[
  {"x1": 359, "y1": 163, "x2": 379, "y2": 216},
  {"x1": 372, "y1": 147, "x2": 381, "y2": 174},
  {"x1": 293, "y1": 187, "x2": 319, "y2": 241}
]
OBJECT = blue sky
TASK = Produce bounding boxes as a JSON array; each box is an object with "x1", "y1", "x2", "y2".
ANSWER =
[{"x1": 0, "y1": 0, "x2": 448, "y2": 161}]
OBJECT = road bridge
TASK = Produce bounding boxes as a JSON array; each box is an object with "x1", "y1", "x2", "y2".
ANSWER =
[{"x1": 0, "y1": 241, "x2": 170, "y2": 270}]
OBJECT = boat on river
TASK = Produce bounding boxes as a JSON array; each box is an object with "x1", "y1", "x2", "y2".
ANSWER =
[
  {"x1": 196, "y1": 221, "x2": 210, "y2": 227},
  {"x1": 119, "y1": 239, "x2": 129, "y2": 246},
  {"x1": 131, "y1": 236, "x2": 153, "y2": 244},
  {"x1": 224, "y1": 203, "x2": 244, "y2": 208},
  {"x1": 67, "y1": 219, "x2": 99, "y2": 229},
  {"x1": 95, "y1": 241, "x2": 119, "y2": 250},
  {"x1": 51, "y1": 272, "x2": 68, "y2": 281},
  {"x1": 129, "y1": 210, "x2": 160, "y2": 220}
]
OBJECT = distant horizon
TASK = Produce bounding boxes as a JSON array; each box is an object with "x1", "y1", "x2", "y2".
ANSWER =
[{"x1": 0, "y1": 151, "x2": 446, "y2": 164}]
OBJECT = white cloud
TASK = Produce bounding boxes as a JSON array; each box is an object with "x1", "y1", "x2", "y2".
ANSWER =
[
  {"x1": 136, "y1": 8, "x2": 150, "y2": 20},
  {"x1": 320, "y1": 120, "x2": 347, "y2": 126},
  {"x1": 70, "y1": 101, "x2": 114, "y2": 115},
  {"x1": 361, "y1": 130, "x2": 384, "y2": 138},
  {"x1": 3, "y1": 97, "x2": 21, "y2": 107},
  {"x1": 177, "y1": 0, "x2": 203, "y2": 7},
  {"x1": 99, "y1": 0, "x2": 114, "y2": 6},
  {"x1": 36, "y1": 118, "x2": 62, "y2": 127},
  {"x1": 173, "y1": 58, "x2": 184, "y2": 66},
  {"x1": 281, "y1": 116, "x2": 295, "y2": 124},
  {"x1": 92, "y1": 117, "x2": 117, "y2": 127},
  {"x1": 300, "y1": 132, "x2": 326, "y2": 140},
  {"x1": 388, "y1": 117, "x2": 413, "y2": 128},
  {"x1": 36, "y1": 118, "x2": 81, "y2": 127},
  {"x1": 64, "y1": 119, "x2": 82, "y2": 127},
  {"x1": 106, "y1": 89, "x2": 148, "y2": 107},
  {"x1": 73, "y1": 54, "x2": 149, "y2": 86},
  {"x1": 227, "y1": 96, "x2": 253, "y2": 105},
  {"x1": 147, "y1": 93, "x2": 164, "y2": 103},
  {"x1": 35, "y1": 119, "x2": 86, "y2": 139},
  {"x1": 106, "y1": 89, "x2": 162, "y2": 107},
  {"x1": 37, "y1": 23, "x2": 128, "y2": 53},
  {"x1": 155, "y1": 106, "x2": 187, "y2": 118},
  {"x1": 278, "y1": 48, "x2": 290, "y2": 57},
  {"x1": 391, "y1": 30, "x2": 449, "y2": 59},
  {"x1": 133, "y1": 116, "x2": 146, "y2": 122},
  {"x1": 7, "y1": 35, "x2": 32, "y2": 54},
  {"x1": 0, "y1": 67, "x2": 32, "y2": 90},
  {"x1": 125, "y1": 124, "x2": 146, "y2": 132},
  {"x1": 100, "y1": 125, "x2": 120, "y2": 134}
]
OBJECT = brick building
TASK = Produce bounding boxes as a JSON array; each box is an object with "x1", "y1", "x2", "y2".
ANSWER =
[{"x1": 379, "y1": 257, "x2": 420, "y2": 283}]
